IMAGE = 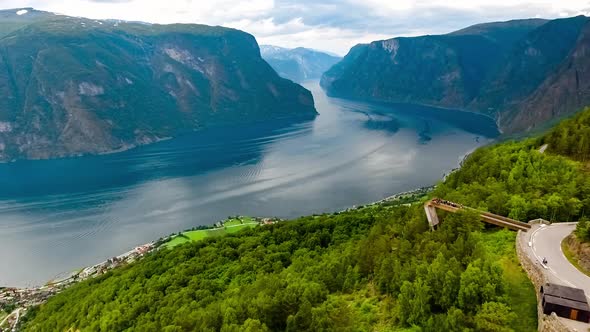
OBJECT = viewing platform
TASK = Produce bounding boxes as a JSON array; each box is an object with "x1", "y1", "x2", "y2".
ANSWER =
[{"x1": 424, "y1": 198, "x2": 532, "y2": 232}]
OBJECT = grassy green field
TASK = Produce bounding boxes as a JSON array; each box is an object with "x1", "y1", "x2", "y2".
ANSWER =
[
  {"x1": 223, "y1": 219, "x2": 242, "y2": 227},
  {"x1": 224, "y1": 216, "x2": 256, "y2": 226},
  {"x1": 162, "y1": 237, "x2": 184, "y2": 248},
  {"x1": 227, "y1": 223, "x2": 258, "y2": 233},
  {"x1": 165, "y1": 218, "x2": 258, "y2": 248},
  {"x1": 481, "y1": 230, "x2": 538, "y2": 331}
]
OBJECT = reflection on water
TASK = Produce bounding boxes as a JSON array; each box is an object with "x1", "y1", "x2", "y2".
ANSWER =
[{"x1": 0, "y1": 82, "x2": 498, "y2": 287}]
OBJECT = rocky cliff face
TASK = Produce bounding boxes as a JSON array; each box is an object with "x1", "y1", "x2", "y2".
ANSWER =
[
  {"x1": 502, "y1": 19, "x2": 590, "y2": 132},
  {"x1": 322, "y1": 17, "x2": 590, "y2": 133},
  {"x1": 260, "y1": 45, "x2": 341, "y2": 82},
  {"x1": 0, "y1": 9, "x2": 316, "y2": 161}
]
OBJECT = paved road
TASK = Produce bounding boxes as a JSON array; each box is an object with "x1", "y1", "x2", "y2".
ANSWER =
[
  {"x1": 13, "y1": 308, "x2": 20, "y2": 330},
  {"x1": 539, "y1": 144, "x2": 549, "y2": 153},
  {"x1": 528, "y1": 223, "x2": 590, "y2": 331},
  {"x1": 0, "y1": 311, "x2": 11, "y2": 328},
  {"x1": 0, "y1": 308, "x2": 19, "y2": 331},
  {"x1": 530, "y1": 223, "x2": 590, "y2": 297}
]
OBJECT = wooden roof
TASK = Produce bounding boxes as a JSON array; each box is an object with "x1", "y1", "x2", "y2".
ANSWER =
[
  {"x1": 542, "y1": 283, "x2": 590, "y2": 311},
  {"x1": 544, "y1": 294, "x2": 590, "y2": 311}
]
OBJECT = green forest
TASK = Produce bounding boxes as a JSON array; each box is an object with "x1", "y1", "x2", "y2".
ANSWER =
[
  {"x1": 542, "y1": 107, "x2": 590, "y2": 162},
  {"x1": 21, "y1": 108, "x2": 590, "y2": 331},
  {"x1": 21, "y1": 207, "x2": 535, "y2": 332}
]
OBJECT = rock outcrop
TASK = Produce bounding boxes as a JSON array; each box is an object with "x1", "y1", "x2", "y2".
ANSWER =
[
  {"x1": 0, "y1": 9, "x2": 317, "y2": 160},
  {"x1": 322, "y1": 16, "x2": 590, "y2": 134}
]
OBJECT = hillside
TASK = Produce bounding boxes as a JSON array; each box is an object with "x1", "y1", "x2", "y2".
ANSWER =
[
  {"x1": 0, "y1": 9, "x2": 317, "y2": 161},
  {"x1": 22, "y1": 108, "x2": 590, "y2": 331},
  {"x1": 20, "y1": 206, "x2": 537, "y2": 331},
  {"x1": 322, "y1": 16, "x2": 590, "y2": 133},
  {"x1": 21, "y1": 106, "x2": 590, "y2": 332},
  {"x1": 260, "y1": 45, "x2": 341, "y2": 82}
]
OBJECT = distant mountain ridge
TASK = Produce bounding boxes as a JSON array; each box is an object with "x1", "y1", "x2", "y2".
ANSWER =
[
  {"x1": 0, "y1": 8, "x2": 316, "y2": 161},
  {"x1": 322, "y1": 16, "x2": 590, "y2": 133},
  {"x1": 260, "y1": 45, "x2": 341, "y2": 82}
]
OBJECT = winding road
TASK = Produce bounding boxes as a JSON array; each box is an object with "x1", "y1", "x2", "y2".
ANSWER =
[
  {"x1": 526, "y1": 222, "x2": 590, "y2": 330},
  {"x1": 0, "y1": 308, "x2": 20, "y2": 331},
  {"x1": 528, "y1": 223, "x2": 590, "y2": 295}
]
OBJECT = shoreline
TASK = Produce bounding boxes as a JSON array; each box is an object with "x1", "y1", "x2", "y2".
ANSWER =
[
  {"x1": 441, "y1": 145, "x2": 478, "y2": 182},
  {"x1": 1, "y1": 138, "x2": 482, "y2": 290},
  {"x1": 337, "y1": 185, "x2": 435, "y2": 213},
  {"x1": 0, "y1": 184, "x2": 439, "y2": 332},
  {"x1": 323, "y1": 91, "x2": 501, "y2": 129},
  {"x1": 1, "y1": 184, "x2": 436, "y2": 290},
  {"x1": 0, "y1": 114, "x2": 317, "y2": 164},
  {"x1": 0, "y1": 118, "x2": 488, "y2": 314}
]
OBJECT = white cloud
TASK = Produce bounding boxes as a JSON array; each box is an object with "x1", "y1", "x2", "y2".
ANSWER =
[
  {"x1": 359, "y1": 0, "x2": 590, "y2": 14},
  {"x1": 258, "y1": 26, "x2": 394, "y2": 55},
  {"x1": 0, "y1": 0, "x2": 588, "y2": 55},
  {"x1": 227, "y1": 17, "x2": 307, "y2": 37},
  {"x1": 0, "y1": 0, "x2": 274, "y2": 23}
]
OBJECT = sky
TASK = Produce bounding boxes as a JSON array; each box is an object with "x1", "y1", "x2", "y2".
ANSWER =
[{"x1": 0, "y1": 0, "x2": 589, "y2": 55}]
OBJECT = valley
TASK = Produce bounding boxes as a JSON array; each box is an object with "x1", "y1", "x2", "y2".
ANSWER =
[
  {"x1": 0, "y1": 82, "x2": 496, "y2": 287},
  {"x1": 2, "y1": 4, "x2": 590, "y2": 331},
  {"x1": 260, "y1": 46, "x2": 341, "y2": 83},
  {"x1": 322, "y1": 16, "x2": 590, "y2": 134}
]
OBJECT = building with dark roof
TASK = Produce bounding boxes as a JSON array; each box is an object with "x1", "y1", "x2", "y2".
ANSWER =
[{"x1": 541, "y1": 283, "x2": 590, "y2": 323}]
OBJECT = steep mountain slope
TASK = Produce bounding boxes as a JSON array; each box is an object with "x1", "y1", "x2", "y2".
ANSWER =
[
  {"x1": 322, "y1": 17, "x2": 590, "y2": 133},
  {"x1": 0, "y1": 9, "x2": 316, "y2": 161},
  {"x1": 449, "y1": 18, "x2": 548, "y2": 48},
  {"x1": 260, "y1": 45, "x2": 341, "y2": 82},
  {"x1": 0, "y1": 7, "x2": 53, "y2": 37},
  {"x1": 498, "y1": 18, "x2": 590, "y2": 132}
]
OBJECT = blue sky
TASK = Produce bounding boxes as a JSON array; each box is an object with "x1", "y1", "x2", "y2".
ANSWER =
[{"x1": 0, "y1": 0, "x2": 589, "y2": 55}]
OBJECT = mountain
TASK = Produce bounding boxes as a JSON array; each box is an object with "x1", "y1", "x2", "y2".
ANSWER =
[
  {"x1": 260, "y1": 45, "x2": 341, "y2": 82},
  {"x1": 322, "y1": 17, "x2": 590, "y2": 133},
  {"x1": 0, "y1": 9, "x2": 316, "y2": 161}
]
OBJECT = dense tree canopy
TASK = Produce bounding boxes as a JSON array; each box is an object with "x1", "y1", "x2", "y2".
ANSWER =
[
  {"x1": 26, "y1": 106, "x2": 590, "y2": 331},
  {"x1": 434, "y1": 139, "x2": 590, "y2": 222},
  {"x1": 21, "y1": 204, "x2": 535, "y2": 331},
  {"x1": 543, "y1": 107, "x2": 590, "y2": 161}
]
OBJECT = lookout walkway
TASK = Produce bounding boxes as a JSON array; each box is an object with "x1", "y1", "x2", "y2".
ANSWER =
[{"x1": 424, "y1": 199, "x2": 531, "y2": 232}]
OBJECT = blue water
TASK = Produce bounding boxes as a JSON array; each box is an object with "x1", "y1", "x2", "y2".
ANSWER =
[{"x1": 0, "y1": 82, "x2": 498, "y2": 287}]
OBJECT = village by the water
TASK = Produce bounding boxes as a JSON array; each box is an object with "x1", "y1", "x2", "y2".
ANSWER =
[
  {"x1": 0, "y1": 187, "x2": 430, "y2": 331},
  {"x1": 0, "y1": 215, "x2": 283, "y2": 331}
]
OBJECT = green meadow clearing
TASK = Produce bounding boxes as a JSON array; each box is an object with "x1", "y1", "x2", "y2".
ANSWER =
[{"x1": 165, "y1": 217, "x2": 258, "y2": 248}]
